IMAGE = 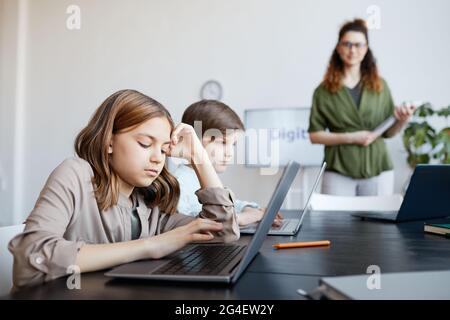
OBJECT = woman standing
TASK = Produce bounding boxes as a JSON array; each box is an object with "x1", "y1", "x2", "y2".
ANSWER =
[{"x1": 308, "y1": 19, "x2": 414, "y2": 196}]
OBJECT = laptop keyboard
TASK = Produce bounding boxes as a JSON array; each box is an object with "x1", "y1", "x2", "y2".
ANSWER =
[{"x1": 153, "y1": 244, "x2": 245, "y2": 275}]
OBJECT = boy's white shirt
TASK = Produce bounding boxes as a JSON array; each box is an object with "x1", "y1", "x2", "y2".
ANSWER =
[{"x1": 170, "y1": 161, "x2": 259, "y2": 217}]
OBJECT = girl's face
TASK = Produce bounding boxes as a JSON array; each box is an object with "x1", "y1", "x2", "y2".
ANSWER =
[
  {"x1": 336, "y1": 31, "x2": 368, "y2": 68},
  {"x1": 109, "y1": 117, "x2": 172, "y2": 194},
  {"x1": 202, "y1": 131, "x2": 240, "y2": 173}
]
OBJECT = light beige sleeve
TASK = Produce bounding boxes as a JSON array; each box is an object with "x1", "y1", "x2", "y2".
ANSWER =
[
  {"x1": 158, "y1": 187, "x2": 240, "y2": 243},
  {"x1": 8, "y1": 158, "x2": 85, "y2": 287}
]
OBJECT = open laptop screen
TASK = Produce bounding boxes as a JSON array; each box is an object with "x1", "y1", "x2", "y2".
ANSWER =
[{"x1": 232, "y1": 161, "x2": 301, "y2": 282}]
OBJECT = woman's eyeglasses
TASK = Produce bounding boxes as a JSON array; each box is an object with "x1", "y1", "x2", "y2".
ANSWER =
[{"x1": 339, "y1": 41, "x2": 367, "y2": 50}]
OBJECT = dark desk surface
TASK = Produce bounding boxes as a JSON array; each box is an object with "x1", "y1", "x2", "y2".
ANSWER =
[{"x1": 4, "y1": 211, "x2": 450, "y2": 300}]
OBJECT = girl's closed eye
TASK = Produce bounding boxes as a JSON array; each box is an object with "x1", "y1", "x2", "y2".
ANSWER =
[{"x1": 138, "y1": 141, "x2": 151, "y2": 148}]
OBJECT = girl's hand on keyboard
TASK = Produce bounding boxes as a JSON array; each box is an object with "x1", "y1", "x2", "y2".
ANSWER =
[{"x1": 145, "y1": 219, "x2": 223, "y2": 259}]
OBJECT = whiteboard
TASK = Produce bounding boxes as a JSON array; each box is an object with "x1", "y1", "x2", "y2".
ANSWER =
[{"x1": 244, "y1": 107, "x2": 324, "y2": 167}]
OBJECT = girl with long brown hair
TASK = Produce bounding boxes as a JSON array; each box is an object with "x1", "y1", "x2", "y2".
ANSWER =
[
  {"x1": 308, "y1": 19, "x2": 415, "y2": 196},
  {"x1": 9, "y1": 89, "x2": 239, "y2": 287}
]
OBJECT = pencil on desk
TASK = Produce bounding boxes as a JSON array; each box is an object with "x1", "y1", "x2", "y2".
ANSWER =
[{"x1": 273, "y1": 240, "x2": 331, "y2": 250}]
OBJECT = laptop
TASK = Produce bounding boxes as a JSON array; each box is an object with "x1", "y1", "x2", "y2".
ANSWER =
[
  {"x1": 105, "y1": 160, "x2": 301, "y2": 283},
  {"x1": 352, "y1": 165, "x2": 450, "y2": 222},
  {"x1": 240, "y1": 162, "x2": 327, "y2": 235},
  {"x1": 311, "y1": 270, "x2": 450, "y2": 300}
]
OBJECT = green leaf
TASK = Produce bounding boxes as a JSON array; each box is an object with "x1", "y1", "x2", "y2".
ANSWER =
[
  {"x1": 402, "y1": 104, "x2": 450, "y2": 165},
  {"x1": 415, "y1": 103, "x2": 434, "y2": 117},
  {"x1": 437, "y1": 106, "x2": 450, "y2": 118},
  {"x1": 407, "y1": 153, "x2": 430, "y2": 168},
  {"x1": 434, "y1": 127, "x2": 450, "y2": 163}
]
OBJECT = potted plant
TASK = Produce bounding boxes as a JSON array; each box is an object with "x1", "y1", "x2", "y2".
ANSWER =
[{"x1": 403, "y1": 103, "x2": 450, "y2": 168}]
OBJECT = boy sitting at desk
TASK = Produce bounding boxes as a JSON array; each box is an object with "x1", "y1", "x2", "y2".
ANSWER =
[{"x1": 171, "y1": 100, "x2": 282, "y2": 227}]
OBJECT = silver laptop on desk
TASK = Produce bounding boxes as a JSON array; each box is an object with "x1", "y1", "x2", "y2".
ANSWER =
[
  {"x1": 105, "y1": 161, "x2": 300, "y2": 284},
  {"x1": 240, "y1": 162, "x2": 326, "y2": 236},
  {"x1": 313, "y1": 270, "x2": 450, "y2": 300}
]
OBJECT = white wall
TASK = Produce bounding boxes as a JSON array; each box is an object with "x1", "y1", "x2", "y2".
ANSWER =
[
  {"x1": 1, "y1": 0, "x2": 449, "y2": 224},
  {"x1": 0, "y1": 0, "x2": 20, "y2": 226}
]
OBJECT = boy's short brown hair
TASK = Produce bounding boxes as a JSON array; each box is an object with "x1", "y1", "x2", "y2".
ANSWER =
[{"x1": 182, "y1": 100, "x2": 244, "y2": 138}]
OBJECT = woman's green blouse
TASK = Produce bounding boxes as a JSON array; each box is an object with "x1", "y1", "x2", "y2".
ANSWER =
[{"x1": 308, "y1": 79, "x2": 395, "y2": 179}]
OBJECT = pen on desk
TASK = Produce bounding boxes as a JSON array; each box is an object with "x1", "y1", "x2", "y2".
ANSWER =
[{"x1": 272, "y1": 240, "x2": 331, "y2": 250}]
